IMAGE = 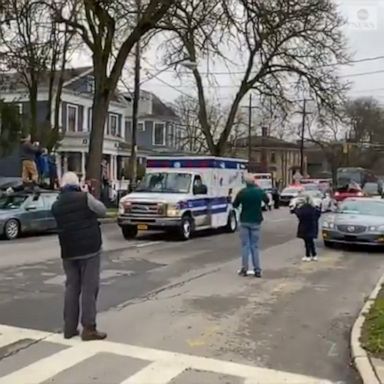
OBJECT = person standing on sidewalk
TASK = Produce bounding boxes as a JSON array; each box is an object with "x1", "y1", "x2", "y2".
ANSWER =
[
  {"x1": 233, "y1": 174, "x2": 269, "y2": 278},
  {"x1": 294, "y1": 194, "x2": 321, "y2": 262},
  {"x1": 52, "y1": 172, "x2": 107, "y2": 341}
]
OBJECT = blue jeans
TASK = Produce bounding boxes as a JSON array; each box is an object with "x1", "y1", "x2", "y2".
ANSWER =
[{"x1": 239, "y1": 223, "x2": 261, "y2": 271}]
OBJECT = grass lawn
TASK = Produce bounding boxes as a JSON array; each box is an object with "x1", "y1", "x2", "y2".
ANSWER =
[{"x1": 361, "y1": 285, "x2": 384, "y2": 359}]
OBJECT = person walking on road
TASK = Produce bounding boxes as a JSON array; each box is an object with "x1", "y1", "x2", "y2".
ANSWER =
[
  {"x1": 52, "y1": 172, "x2": 107, "y2": 341},
  {"x1": 294, "y1": 194, "x2": 321, "y2": 262},
  {"x1": 233, "y1": 174, "x2": 269, "y2": 278}
]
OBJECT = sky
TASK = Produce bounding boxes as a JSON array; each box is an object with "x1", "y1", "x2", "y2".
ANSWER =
[{"x1": 72, "y1": 0, "x2": 384, "y2": 107}]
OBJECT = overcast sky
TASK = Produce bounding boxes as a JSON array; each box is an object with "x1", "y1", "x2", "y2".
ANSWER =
[{"x1": 72, "y1": 0, "x2": 384, "y2": 106}]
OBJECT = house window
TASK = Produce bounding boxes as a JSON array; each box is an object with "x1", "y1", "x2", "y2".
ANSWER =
[
  {"x1": 86, "y1": 76, "x2": 94, "y2": 93},
  {"x1": 139, "y1": 122, "x2": 144, "y2": 131},
  {"x1": 270, "y1": 152, "x2": 276, "y2": 163},
  {"x1": 17, "y1": 103, "x2": 22, "y2": 115},
  {"x1": 153, "y1": 122, "x2": 165, "y2": 146},
  {"x1": 67, "y1": 104, "x2": 78, "y2": 132},
  {"x1": 109, "y1": 114, "x2": 118, "y2": 136}
]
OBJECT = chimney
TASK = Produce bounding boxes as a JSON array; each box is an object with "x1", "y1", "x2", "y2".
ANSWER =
[{"x1": 261, "y1": 126, "x2": 268, "y2": 137}]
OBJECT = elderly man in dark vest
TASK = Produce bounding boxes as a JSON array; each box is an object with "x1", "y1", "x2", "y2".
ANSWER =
[{"x1": 52, "y1": 172, "x2": 107, "y2": 341}]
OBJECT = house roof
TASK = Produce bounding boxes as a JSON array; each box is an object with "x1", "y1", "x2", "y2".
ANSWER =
[
  {"x1": 0, "y1": 66, "x2": 93, "y2": 90},
  {"x1": 235, "y1": 135, "x2": 300, "y2": 149}
]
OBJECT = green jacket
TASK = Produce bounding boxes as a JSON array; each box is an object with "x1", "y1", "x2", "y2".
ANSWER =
[{"x1": 233, "y1": 185, "x2": 269, "y2": 224}]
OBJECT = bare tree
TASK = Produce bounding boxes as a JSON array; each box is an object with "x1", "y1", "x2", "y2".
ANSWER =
[
  {"x1": 160, "y1": 0, "x2": 349, "y2": 156},
  {"x1": 0, "y1": 0, "x2": 74, "y2": 151},
  {"x1": 49, "y1": 0, "x2": 176, "y2": 195},
  {"x1": 172, "y1": 95, "x2": 245, "y2": 153}
]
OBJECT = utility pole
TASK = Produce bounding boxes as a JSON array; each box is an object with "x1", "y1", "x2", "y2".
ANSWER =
[
  {"x1": 129, "y1": 0, "x2": 141, "y2": 191},
  {"x1": 294, "y1": 99, "x2": 312, "y2": 176},
  {"x1": 241, "y1": 94, "x2": 260, "y2": 169}
]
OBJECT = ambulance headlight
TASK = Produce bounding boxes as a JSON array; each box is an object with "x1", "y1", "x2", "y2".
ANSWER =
[{"x1": 167, "y1": 203, "x2": 181, "y2": 217}]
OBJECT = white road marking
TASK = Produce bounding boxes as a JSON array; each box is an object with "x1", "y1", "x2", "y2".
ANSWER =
[
  {"x1": 120, "y1": 361, "x2": 187, "y2": 384},
  {"x1": 0, "y1": 324, "x2": 334, "y2": 384},
  {"x1": 0, "y1": 345, "x2": 96, "y2": 384},
  {"x1": 44, "y1": 269, "x2": 135, "y2": 286},
  {"x1": 135, "y1": 241, "x2": 164, "y2": 248}
]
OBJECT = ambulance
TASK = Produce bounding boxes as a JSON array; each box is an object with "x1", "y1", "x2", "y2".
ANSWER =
[{"x1": 118, "y1": 156, "x2": 248, "y2": 240}]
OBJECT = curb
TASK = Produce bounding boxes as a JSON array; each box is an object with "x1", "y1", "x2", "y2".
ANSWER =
[{"x1": 351, "y1": 272, "x2": 384, "y2": 384}]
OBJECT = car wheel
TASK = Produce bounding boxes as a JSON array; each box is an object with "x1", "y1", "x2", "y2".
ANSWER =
[
  {"x1": 226, "y1": 210, "x2": 238, "y2": 233},
  {"x1": 178, "y1": 215, "x2": 193, "y2": 241},
  {"x1": 121, "y1": 226, "x2": 138, "y2": 240},
  {"x1": 4, "y1": 219, "x2": 20, "y2": 240},
  {"x1": 324, "y1": 240, "x2": 334, "y2": 248}
]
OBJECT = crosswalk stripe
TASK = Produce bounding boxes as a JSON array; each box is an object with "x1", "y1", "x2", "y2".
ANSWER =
[
  {"x1": 120, "y1": 361, "x2": 187, "y2": 384},
  {"x1": 0, "y1": 324, "x2": 334, "y2": 384},
  {"x1": 0, "y1": 345, "x2": 96, "y2": 384}
]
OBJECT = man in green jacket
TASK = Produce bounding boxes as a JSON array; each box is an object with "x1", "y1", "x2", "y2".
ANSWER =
[{"x1": 233, "y1": 174, "x2": 269, "y2": 278}]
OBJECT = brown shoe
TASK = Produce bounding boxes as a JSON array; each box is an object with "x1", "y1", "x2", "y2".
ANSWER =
[{"x1": 81, "y1": 327, "x2": 107, "y2": 341}]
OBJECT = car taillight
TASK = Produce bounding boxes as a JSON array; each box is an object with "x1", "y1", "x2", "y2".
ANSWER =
[
  {"x1": 334, "y1": 192, "x2": 340, "y2": 196},
  {"x1": 357, "y1": 192, "x2": 364, "y2": 197}
]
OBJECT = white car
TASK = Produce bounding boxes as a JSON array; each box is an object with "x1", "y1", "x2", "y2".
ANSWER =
[
  {"x1": 289, "y1": 190, "x2": 332, "y2": 213},
  {"x1": 262, "y1": 191, "x2": 273, "y2": 211}
]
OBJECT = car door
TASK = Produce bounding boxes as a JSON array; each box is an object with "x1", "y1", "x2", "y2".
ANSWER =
[
  {"x1": 21, "y1": 195, "x2": 47, "y2": 232},
  {"x1": 192, "y1": 175, "x2": 210, "y2": 227},
  {"x1": 42, "y1": 193, "x2": 58, "y2": 230}
]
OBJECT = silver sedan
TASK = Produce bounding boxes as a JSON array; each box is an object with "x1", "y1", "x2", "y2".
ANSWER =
[{"x1": 322, "y1": 198, "x2": 384, "y2": 247}]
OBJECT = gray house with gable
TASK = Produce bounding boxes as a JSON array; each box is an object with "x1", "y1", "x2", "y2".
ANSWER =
[{"x1": 0, "y1": 67, "x2": 185, "y2": 185}]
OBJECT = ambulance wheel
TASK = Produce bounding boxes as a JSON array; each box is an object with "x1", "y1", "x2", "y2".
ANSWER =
[
  {"x1": 121, "y1": 226, "x2": 138, "y2": 240},
  {"x1": 178, "y1": 215, "x2": 192, "y2": 241},
  {"x1": 226, "y1": 210, "x2": 237, "y2": 233}
]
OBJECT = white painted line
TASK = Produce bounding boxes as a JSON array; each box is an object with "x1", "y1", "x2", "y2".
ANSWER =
[
  {"x1": 120, "y1": 361, "x2": 187, "y2": 384},
  {"x1": 0, "y1": 345, "x2": 96, "y2": 384},
  {"x1": 136, "y1": 241, "x2": 164, "y2": 248},
  {"x1": 0, "y1": 334, "x2": 23, "y2": 349},
  {"x1": 0, "y1": 324, "x2": 332, "y2": 384}
]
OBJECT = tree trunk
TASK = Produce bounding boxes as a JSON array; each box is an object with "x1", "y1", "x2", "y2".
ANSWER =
[
  {"x1": 29, "y1": 83, "x2": 38, "y2": 140},
  {"x1": 86, "y1": 94, "x2": 109, "y2": 198}
]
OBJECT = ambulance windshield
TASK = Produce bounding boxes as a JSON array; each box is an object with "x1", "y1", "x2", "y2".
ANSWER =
[{"x1": 136, "y1": 172, "x2": 192, "y2": 193}]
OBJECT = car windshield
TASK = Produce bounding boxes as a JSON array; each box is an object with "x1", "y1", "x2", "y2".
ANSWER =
[
  {"x1": 136, "y1": 172, "x2": 192, "y2": 193},
  {"x1": 0, "y1": 195, "x2": 27, "y2": 210},
  {"x1": 303, "y1": 184, "x2": 319, "y2": 191},
  {"x1": 338, "y1": 200, "x2": 384, "y2": 216},
  {"x1": 282, "y1": 188, "x2": 300, "y2": 194},
  {"x1": 305, "y1": 190, "x2": 323, "y2": 198}
]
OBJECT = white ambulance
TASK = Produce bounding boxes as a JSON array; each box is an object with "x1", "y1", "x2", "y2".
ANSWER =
[{"x1": 118, "y1": 156, "x2": 248, "y2": 240}]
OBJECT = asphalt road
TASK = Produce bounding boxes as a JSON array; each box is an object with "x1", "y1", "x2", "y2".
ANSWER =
[{"x1": 0, "y1": 208, "x2": 383, "y2": 383}]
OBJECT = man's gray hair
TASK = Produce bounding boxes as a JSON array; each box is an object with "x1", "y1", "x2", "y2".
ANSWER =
[
  {"x1": 244, "y1": 173, "x2": 255, "y2": 185},
  {"x1": 61, "y1": 172, "x2": 80, "y2": 187}
]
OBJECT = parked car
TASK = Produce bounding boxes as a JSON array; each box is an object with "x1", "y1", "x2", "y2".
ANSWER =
[
  {"x1": 333, "y1": 184, "x2": 364, "y2": 202},
  {"x1": 0, "y1": 191, "x2": 58, "y2": 240},
  {"x1": 363, "y1": 182, "x2": 382, "y2": 197},
  {"x1": 279, "y1": 185, "x2": 304, "y2": 206},
  {"x1": 289, "y1": 190, "x2": 332, "y2": 213},
  {"x1": 322, "y1": 198, "x2": 384, "y2": 247}
]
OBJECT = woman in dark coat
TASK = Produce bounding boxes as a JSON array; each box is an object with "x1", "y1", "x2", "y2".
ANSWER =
[{"x1": 295, "y1": 195, "x2": 321, "y2": 262}]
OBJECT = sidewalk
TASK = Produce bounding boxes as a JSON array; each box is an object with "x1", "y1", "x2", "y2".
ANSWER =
[{"x1": 351, "y1": 274, "x2": 384, "y2": 384}]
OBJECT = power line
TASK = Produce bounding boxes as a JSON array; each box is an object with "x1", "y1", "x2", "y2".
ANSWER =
[{"x1": 141, "y1": 55, "x2": 384, "y2": 77}]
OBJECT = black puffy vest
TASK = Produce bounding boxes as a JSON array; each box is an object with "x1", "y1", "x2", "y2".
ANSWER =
[{"x1": 52, "y1": 191, "x2": 102, "y2": 259}]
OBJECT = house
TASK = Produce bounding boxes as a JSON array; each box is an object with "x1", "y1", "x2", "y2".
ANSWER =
[
  {"x1": 0, "y1": 67, "x2": 183, "y2": 186},
  {"x1": 230, "y1": 130, "x2": 307, "y2": 187},
  {"x1": 123, "y1": 89, "x2": 183, "y2": 153}
]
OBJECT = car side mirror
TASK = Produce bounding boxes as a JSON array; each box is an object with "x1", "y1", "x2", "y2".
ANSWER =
[{"x1": 25, "y1": 205, "x2": 37, "y2": 211}]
